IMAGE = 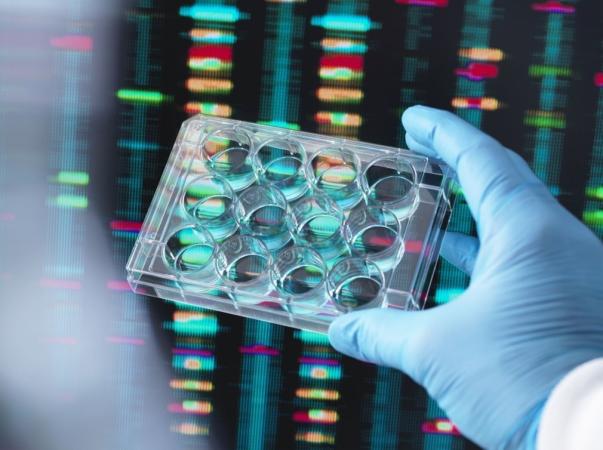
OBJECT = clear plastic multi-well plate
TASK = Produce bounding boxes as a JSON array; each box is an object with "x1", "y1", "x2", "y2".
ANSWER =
[{"x1": 126, "y1": 116, "x2": 455, "y2": 333}]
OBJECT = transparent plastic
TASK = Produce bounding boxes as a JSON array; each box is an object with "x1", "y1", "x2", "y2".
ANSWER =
[{"x1": 126, "y1": 115, "x2": 455, "y2": 333}]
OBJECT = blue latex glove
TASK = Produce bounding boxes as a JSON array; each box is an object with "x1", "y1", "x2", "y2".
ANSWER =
[{"x1": 328, "y1": 106, "x2": 603, "y2": 449}]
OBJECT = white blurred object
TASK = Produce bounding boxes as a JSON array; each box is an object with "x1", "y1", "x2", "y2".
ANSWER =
[
  {"x1": 0, "y1": 1, "x2": 170, "y2": 449},
  {"x1": 537, "y1": 358, "x2": 603, "y2": 450}
]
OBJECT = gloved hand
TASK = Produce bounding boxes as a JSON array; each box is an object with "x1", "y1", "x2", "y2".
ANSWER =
[{"x1": 328, "y1": 106, "x2": 603, "y2": 449}]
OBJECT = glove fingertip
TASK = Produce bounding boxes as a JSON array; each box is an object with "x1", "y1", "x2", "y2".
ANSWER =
[
  {"x1": 328, "y1": 314, "x2": 361, "y2": 357},
  {"x1": 401, "y1": 105, "x2": 427, "y2": 130},
  {"x1": 440, "y1": 231, "x2": 479, "y2": 275}
]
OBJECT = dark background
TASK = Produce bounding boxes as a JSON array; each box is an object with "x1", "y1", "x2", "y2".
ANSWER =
[{"x1": 0, "y1": 1, "x2": 602, "y2": 449}]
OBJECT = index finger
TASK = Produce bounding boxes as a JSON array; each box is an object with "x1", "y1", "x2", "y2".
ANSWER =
[{"x1": 402, "y1": 106, "x2": 544, "y2": 234}]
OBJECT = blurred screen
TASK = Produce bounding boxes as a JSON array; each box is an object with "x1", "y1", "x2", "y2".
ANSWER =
[{"x1": 1, "y1": 1, "x2": 602, "y2": 449}]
